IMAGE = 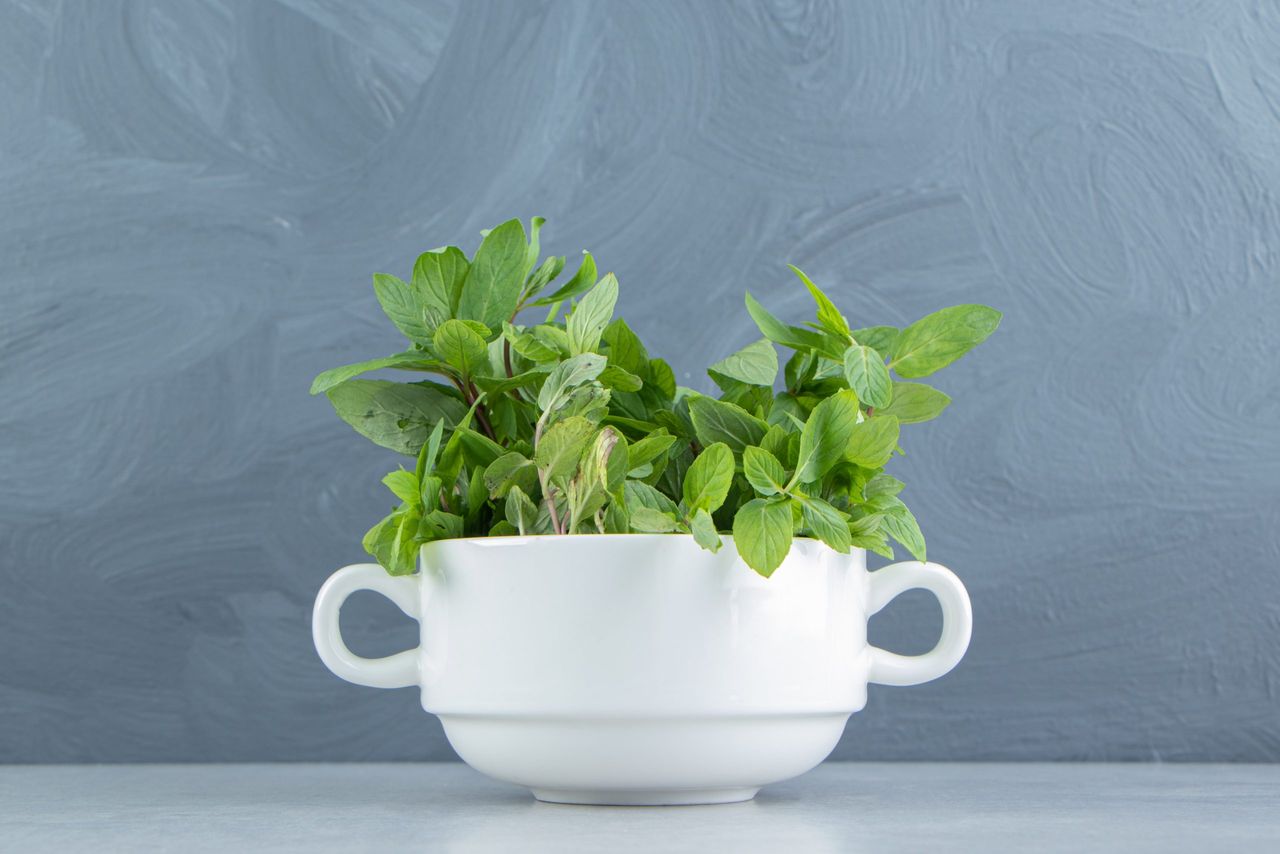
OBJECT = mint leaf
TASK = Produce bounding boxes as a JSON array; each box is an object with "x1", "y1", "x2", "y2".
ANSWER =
[
  {"x1": 789, "y1": 265, "x2": 851, "y2": 338},
  {"x1": 531, "y1": 250, "x2": 597, "y2": 306},
  {"x1": 796, "y1": 494, "x2": 851, "y2": 553},
  {"x1": 744, "y1": 292, "x2": 833, "y2": 355},
  {"x1": 457, "y1": 218, "x2": 528, "y2": 328},
  {"x1": 535, "y1": 416, "x2": 596, "y2": 480},
  {"x1": 890, "y1": 304, "x2": 1002, "y2": 378},
  {"x1": 682, "y1": 442, "x2": 734, "y2": 513},
  {"x1": 566, "y1": 273, "x2": 619, "y2": 355},
  {"x1": 327, "y1": 380, "x2": 467, "y2": 456},
  {"x1": 733, "y1": 497, "x2": 793, "y2": 577},
  {"x1": 433, "y1": 319, "x2": 490, "y2": 379},
  {"x1": 484, "y1": 451, "x2": 537, "y2": 498},
  {"x1": 310, "y1": 351, "x2": 443, "y2": 395},
  {"x1": 742, "y1": 445, "x2": 788, "y2": 496},
  {"x1": 880, "y1": 500, "x2": 926, "y2": 561},
  {"x1": 843, "y1": 344, "x2": 892, "y2": 409},
  {"x1": 689, "y1": 507, "x2": 722, "y2": 552},
  {"x1": 792, "y1": 390, "x2": 859, "y2": 484},
  {"x1": 845, "y1": 415, "x2": 900, "y2": 468},
  {"x1": 381, "y1": 469, "x2": 420, "y2": 507},
  {"x1": 631, "y1": 507, "x2": 681, "y2": 533},
  {"x1": 599, "y1": 364, "x2": 643, "y2": 392},
  {"x1": 504, "y1": 485, "x2": 539, "y2": 535},
  {"x1": 537, "y1": 353, "x2": 607, "y2": 412},
  {"x1": 688, "y1": 396, "x2": 768, "y2": 452},
  {"x1": 851, "y1": 325, "x2": 899, "y2": 358},
  {"x1": 624, "y1": 480, "x2": 680, "y2": 516},
  {"x1": 372, "y1": 274, "x2": 443, "y2": 345},
  {"x1": 626, "y1": 432, "x2": 677, "y2": 470},
  {"x1": 708, "y1": 339, "x2": 778, "y2": 387},
  {"x1": 413, "y1": 246, "x2": 470, "y2": 318},
  {"x1": 879, "y1": 381, "x2": 951, "y2": 423},
  {"x1": 601, "y1": 318, "x2": 649, "y2": 374}
]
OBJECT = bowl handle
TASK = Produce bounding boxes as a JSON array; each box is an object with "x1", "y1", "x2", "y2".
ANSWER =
[
  {"x1": 312, "y1": 564, "x2": 422, "y2": 689},
  {"x1": 866, "y1": 561, "x2": 972, "y2": 687}
]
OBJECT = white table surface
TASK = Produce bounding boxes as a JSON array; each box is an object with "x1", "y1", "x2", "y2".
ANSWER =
[{"x1": 2, "y1": 762, "x2": 1277, "y2": 852}]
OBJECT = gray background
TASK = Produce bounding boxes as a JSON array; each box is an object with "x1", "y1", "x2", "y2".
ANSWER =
[{"x1": 1, "y1": 0, "x2": 1277, "y2": 763}]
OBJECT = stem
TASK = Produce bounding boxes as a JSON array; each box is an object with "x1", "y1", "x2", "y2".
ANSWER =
[
  {"x1": 536, "y1": 468, "x2": 565, "y2": 535},
  {"x1": 503, "y1": 338, "x2": 515, "y2": 379}
]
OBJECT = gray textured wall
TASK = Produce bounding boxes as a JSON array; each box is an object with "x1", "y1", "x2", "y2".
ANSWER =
[{"x1": 2, "y1": 0, "x2": 1278, "y2": 763}]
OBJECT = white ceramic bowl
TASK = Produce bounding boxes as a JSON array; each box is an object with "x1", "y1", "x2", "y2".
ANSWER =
[{"x1": 313, "y1": 535, "x2": 970, "y2": 805}]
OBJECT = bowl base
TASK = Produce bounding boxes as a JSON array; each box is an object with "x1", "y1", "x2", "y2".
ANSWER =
[{"x1": 531, "y1": 786, "x2": 759, "y2": 806}]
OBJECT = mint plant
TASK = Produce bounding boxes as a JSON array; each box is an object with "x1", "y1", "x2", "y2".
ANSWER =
[{"x1": 313, "y1": 218, "x2": 999, "y2": 577}]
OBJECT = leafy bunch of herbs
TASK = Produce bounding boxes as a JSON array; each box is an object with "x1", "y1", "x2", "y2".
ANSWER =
[{"x1": 313, "y1": 218, "x2": 1000, "y2": 577}]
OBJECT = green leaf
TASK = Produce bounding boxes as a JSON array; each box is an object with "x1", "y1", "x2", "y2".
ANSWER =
[
  {"x1": 382, "y1": 470, "x2": 420, "y2": 507},
  {"x1": 523, "y1": 255, "x2": 565, "y2": 303},
  {"x1": 524, "y1": 216, "x2": 546, "y2": 274},
  {"x1": 372, "y1": 274, "x2": 443, "y2": 345},
  {"x1": 851, "y1": 325, "x2": 899, "y2": 358},
  {"x1": 415, "y1": 420, "x2": 445, "y2": 485},
  {"x1": 566, "y1": 273, "x2": 619, "y2": 355},
  {"x1": 890, "y1": 304, "x2": 1002, "y2": 378},
  {"x1": 708, "y1": 339, "x2": 778, "y2": 387},
  {"x1": 880, "y1": 501, "x2": 926, "y2": 562},
  {"x1": 733, "y1": 497, "x2": 794, "y2": 577},
  {"x1": 843, "y1": 344, "x2": 893, "y2": 409},
  {"x1": 879, "y1": 382, "x2": 951, "y2": 424},
  {"x1": 504, "y1": 485, "x2": 539, "y2": 535},
  {"x1": 624, "y1": 480, "x2": 680, "y2": 516},
  {"x1": 626, "y1": 432, "x2": 677, "y2": 470},
  {"x1": 310, "y1": 351, "x2": 443, "y2": 395},
  {"x1": 845, "y1": 415, "x2": 900, "y2": 468},
  {"x1": 789, "y1": 266, "x2": 851, "y2": 338},
  {"x1": 602, "y1": 502, "x2": 630, "y2": 534},
  {"x1": 864, "y1": 473, "x2": 905, "y2": 499},
  {"x1": 682, "y1": 442, "x2": 734, "y2": 513},
  {"x1": 744, "y1": 292, "x2": 833, "y2": 355},
  {"x1": 850, "y1": 530, "x2": 895, "y2": 560},
  {"x1": 647, "y1": 358, "x2": 677, "y2": 400},
  {"x1": 792, "y1": 390, "x2": 860, "y2": 484},
  {"x1": 601, "y1": 318, "x2": 649, "y2": 374},
  {"x1": 599, "y1": 364, "x2": 643, "y2": 392},
  {"x1": 484, "y1": 451, "x2": 537, "y2": 499},
  {"x1": 457, "y1": 218, "x2": 529, "y2": 328},
  {"x1": 689, "y1": 507, "x2": 722, "y2": 552},
  {"x1": 472, "y1": 370, "x2": 548, "y2": 395},
  {"x1": 687, "y1": 396, "x2": 768, "y2": 452},
  {"x1": 796, "y1": 494, "x2": 851, "y2": 553},
  {"x1": 535, "y1": 416, "x2": 596, "y2": 480},
  {"x1": 530, "y1": 251, "x2": 597, "y2": 306},
  {"x1": 630, "y1": 507, "x2": 681, "y2": 533},
  {"x1": 363, "y1": 510, "x2": 420, "y2": 576},
  {"x1": 326, "y1": 380, "x2": 468, "y2": 456},
  {"x1": 413, "y1": 246, "x2": 470, "y2": 318},
  {"x1": 537, "y1": 353, "x2": 607, "y2": 412},
  {"x1": 433, "y1": 319, "x2": 490, "y2": 378},
  {"x1": 742, "y1": 446, "x2": 788, "y2": 496}
]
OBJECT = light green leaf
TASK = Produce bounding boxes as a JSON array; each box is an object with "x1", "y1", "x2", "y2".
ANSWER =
[
  {"x1": 631, "y1": 507, "x2": 681, "y2": 533},
  {"x1": 789, "y1": 265, "x2": 851, "y2": 338},
  {"x1": 708, "y1": 339, "x2": 778, "y2": 387},
  {"x1": 689, "y1": 507, "x2": 722, "y2": 552},
  {"x1": 880, "y1": 501, "x2": 926, "y2": 562},
  {"x1": 845, "y1": 415, "x2": 900, "y2": 468},
  {"x1": 733, "y1": 497, "x2": 794, "y2": 577},
  {"x1": 879, "y1": 382, "x2": 951, "y2": 423},
  {"x1": 796, "y1": 494, "x2": 851, "y2": 553},
  {"x1": 523, "y1": 255, "x2": 565, "y2": 303},
  {"x1": 433, "y1": 319, "x2": 490, "y2": 378},
  {"x1": 484, "y1": 451, "x2": 537, "y2": 499},
  {"x1": 603, "y1": 502, "x2": 630, "y2": 534},
  {"x1": 742, "y1": 446, "x2": 788, "y2": 496},
  {"x1": 457, "y1": 218, "x2": 529, "y2": 328},
  {"x1": 792, "y1": 390, "x2": 860, "y2": 484},
  {"x1": 624, "y1": 480, "x2": 681, "y2": 516},
  {"x1": 566, "y1": 273, "x2": 619, "y2": 355},
  {"x1": 310, "y1": 351, "x2": 443, "y2": 395},
  {"x1": 843, "y1": 344, "x2": 893, "y2": 409},
  {"x1": 326, "y1": 380, "x2": 467, "y2": 456},
  {"x1": 599, "y1": 364, "x2": 643, "y2": 392},
  {"x1": 851, "y1": 325, "x2": 899, "y2": 358},
  {"x1": 864, "y1": 473, "x2": 905, "y2": 499},
  {"x1": 381, "y1": 470, "x2": 420, "y2": 507},
  {"x1": 850, "y1": 530, "x2": 895, "y2": 560},
  {"x1": 363, "y1": 510, "x2": 420, "y2": 576},
  {"x1": 504, "y1": 485, "x2": 539, "y2": 535},
  {"x1": 372, "y1": 273, "x2": 444, "y2": 345},
  {"x1": 682, "y1": 442, "x2": 734, "y2": 513},
  {"x1": 626, "y1": 432, "x2": 677, "y2": 470},
  {"x1": 537, "y1": 353, "x2": 607, "y2": 412},
  {"x1": 524, "y1": 216, "x2": 546, "y2": 274},
  {"x1": 534, "y1": 416, "x2": 596, "y2": 480},
  {"x1": 413, "y1": 246, "x2": 470, "y2": 318},
  {"x1": 415, "y1": 420, "x2": 446, "y2": 486},
  {"x1": 744, "y1": 292, "x2": 834, "y2": 355},
  {"x1": 890, "y1": 304, "x2": 1002, "y2": 378},
  {"x1": 530, "y1": 251, "x2": 597, "y2": 306},
  {"x1": 687, "y1": 396, "x2": 768, "y2": 452}
]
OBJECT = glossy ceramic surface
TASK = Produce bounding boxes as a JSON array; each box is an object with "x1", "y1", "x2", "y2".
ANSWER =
[{"x1": 313, "y1": 535, "x2": 971, "y2": 804}]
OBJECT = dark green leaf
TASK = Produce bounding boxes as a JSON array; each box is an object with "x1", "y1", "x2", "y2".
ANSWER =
[
  {"x1": 599, "y1": 364, "x2": 643, "y2": 392},
  {"x1": 744, "y1": 292, "x2": 833, "y2": 354},
  {"x1": 457, "y1": 218, "x2": 529, "y2": 328},
  {"x1": 327, "y1": 380, "x2": 467, "y2": 456},
  {"x1": 530, "y1": 251, "x2": 597, "y2": 306},
  {"x1": 601, "y1": 318, "x2": 649, "y2": 374},
  {"x1": 310, "y1": 351, "x2": 444, "y2": 395},
  {"x1": 687, "y1": 396, "x2": 768, "y2": 452}
]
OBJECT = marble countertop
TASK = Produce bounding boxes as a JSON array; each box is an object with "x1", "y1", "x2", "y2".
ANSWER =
[{"x1": 3, "y1": 762, "x2": 1276, "y2": 852}]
